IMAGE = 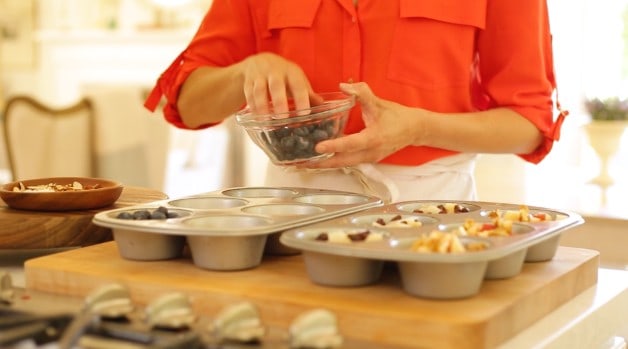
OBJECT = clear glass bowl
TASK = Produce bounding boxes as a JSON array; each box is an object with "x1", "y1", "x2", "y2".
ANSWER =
[{"x1": 235, "y1": 92, "x2": 355, "y2": 166}]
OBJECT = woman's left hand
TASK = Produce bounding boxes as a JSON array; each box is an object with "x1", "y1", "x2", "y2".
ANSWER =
[{"x1": 303, "y1": 82, "x2": 422, "y2": 169}]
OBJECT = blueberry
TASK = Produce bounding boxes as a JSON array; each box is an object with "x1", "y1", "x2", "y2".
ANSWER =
[
  {"x1": 295, "y1": 136, "x2": 312, "y2": 151},
  {"x1": 293, "y1": 125, "x2": 310, "y2": 137},
  {"x1": 116, "y1": 211, "x2": 133, "y2": 220},
  {"x1": 275, "y1": 127, "x2": 291, "y2": 138},
  {"x1": 280, "y1": 134, "x2": 297, "y2": 149},
  {"x1": 263, "y1": 118, "x2": 341, "y2": 162},
  {"x1": 132, "y1": 210, "x2": 152, "y2": 220},
  {"x1": 150, "y1": 210, "x2": 167, "y2": 220},
  {"x1": 324, "y1": 121, "x2": 336, "y2": 135},
  {"x1": 311, "y1": 129, "x2": 329, "y2": 143}
]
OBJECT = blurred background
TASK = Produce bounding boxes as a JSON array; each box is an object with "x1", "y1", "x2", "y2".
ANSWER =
[{"x1": 0, "y1": 0, "x2": 627, "y2": 218}]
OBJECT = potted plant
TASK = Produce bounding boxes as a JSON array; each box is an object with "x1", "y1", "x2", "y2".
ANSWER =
[
  {"x1": 584, "y1": 97, "x2": 628, "y2": 121},
  {"x1": 583, "y1": 96, "x2": 628, "y2": 187}
]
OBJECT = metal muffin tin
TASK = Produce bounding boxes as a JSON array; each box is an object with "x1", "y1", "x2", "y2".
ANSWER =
[
  {"x1": 279, "y1": 200, "x2": 584, "y2": 299},
  {"x1": 92, "y1": 187, "x2": 383, "y2": 271}
]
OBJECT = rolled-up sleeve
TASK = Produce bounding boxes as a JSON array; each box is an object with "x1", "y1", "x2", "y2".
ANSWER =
[
  {"x1": 476, "y1": 0, "x2": 564, "y2": 163},
  {"x1": 144, "y1": 0, "x2": 256, "y2": 129}
]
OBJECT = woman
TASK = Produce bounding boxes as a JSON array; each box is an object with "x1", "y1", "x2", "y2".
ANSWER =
[{"x1": 145, "y1": 0, "x2": 567, "y2": 203}]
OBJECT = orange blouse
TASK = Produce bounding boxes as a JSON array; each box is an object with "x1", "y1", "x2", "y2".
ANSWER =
[{"x1": 145, "y1": 0, "x2": 566, "y2": 165}]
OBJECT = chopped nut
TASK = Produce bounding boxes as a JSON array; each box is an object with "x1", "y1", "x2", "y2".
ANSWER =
[{"x1": 11, "y1": 181, "x2": 98, "y2": 192}]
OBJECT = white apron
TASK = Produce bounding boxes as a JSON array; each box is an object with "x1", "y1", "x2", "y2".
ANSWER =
[{"x1": 262, "y1": 153, "x2": 477, "y2": 203}]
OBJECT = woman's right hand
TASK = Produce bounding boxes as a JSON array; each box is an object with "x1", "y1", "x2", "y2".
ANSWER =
[{"x1": 240, "y1": 53, "x2": 319, "y2": 115}]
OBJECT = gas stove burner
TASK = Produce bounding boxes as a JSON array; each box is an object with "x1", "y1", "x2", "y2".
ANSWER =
[
  {"x1": 0, "y1": 309, "x2": 73, "y2": 347},
  {"x1": 0, "y1": 271, "x2": 72, "y2": 347},
  {"x1": 2, "y1": 302, "x2": 204, "y2": 349},
  {"x1": 80, "y1": 322, "x2": 203, "y2": 349}
]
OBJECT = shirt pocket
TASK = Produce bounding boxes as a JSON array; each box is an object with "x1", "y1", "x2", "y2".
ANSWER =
[
  {"x1": 258, "y1": 0, "x2": 322, "y2": 76},
  {"x1": 387, "y1": 0, "x2": 486, "y2": 90}
]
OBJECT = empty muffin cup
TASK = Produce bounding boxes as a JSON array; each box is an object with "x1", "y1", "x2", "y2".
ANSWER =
[
  {"x1": 294, "y1": 193, "x2": 372, "y2": 205},
  {"x1": 168, "y1": 196, "x2": 249, "y2": 210},
  {"x1": 183, "y1": 214, "x2": 274, "y2": 270},
  {"x1": 114, "y1": 229, "x2": 185, "y2": 261},
  {"x1": 222, "y1": 187, "x2": 299, "y2": 199},
  {"x1": 187, "y1": 234, "x2": 268, "y2": 271}
]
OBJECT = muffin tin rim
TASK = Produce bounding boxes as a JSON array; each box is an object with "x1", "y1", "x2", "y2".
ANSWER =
[{"x1": 92, "y1": 187, "x2": 384, "y2": 237}]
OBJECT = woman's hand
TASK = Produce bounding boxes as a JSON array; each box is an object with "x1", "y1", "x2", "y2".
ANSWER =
[
  {"x1": 178, "y1": 53, "x2": 321, "y2": 127},
  {"x1": 304, "y1": 82, "x2": 424, "y2": 168},
  {"x1": 241, "y1": 53, "x2": 320, "y2": 115},
  {"x1": 302, "y1": 81, "x2": 544, "y2": 169}
]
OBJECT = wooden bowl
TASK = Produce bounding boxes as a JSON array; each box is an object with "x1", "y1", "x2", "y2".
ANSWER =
[{"x1": 0, "y1": 177, "x2": 124, "y2": 211}]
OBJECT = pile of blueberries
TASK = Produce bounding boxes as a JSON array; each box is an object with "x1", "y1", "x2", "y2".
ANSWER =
[
  {"x1": 260, "y1": 119, "x2": 337, "y2": 162},
  {"x1": 116, "y1": 206, "x2": 180, "y2": 220}
]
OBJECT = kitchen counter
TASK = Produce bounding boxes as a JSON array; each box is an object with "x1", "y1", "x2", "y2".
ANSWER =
[
  {"x1": 500, "y1": 267, "x2": 628, "y2": 349},
  {"x1": 506, "y1": 213, "x2": 628, "y2": 348}
]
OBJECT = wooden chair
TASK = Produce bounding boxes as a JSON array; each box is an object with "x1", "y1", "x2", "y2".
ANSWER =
[{"x1": 2, "y1": 96, "x2": 97, "y2": 181}]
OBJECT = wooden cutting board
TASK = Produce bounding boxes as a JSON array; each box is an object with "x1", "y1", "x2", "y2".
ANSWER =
[{"x1": 24, "y1": 242, "x2": 599, "y2": 349}]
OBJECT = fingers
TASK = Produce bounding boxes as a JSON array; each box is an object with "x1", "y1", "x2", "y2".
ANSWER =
[
  {"x1": 315, "y1": 130, "x2": 378, "y2": 155},
  {"x1": 339, "y1": 81, "x2": 375, "y2": 100},
  {"x1": 268, "y1": 74, "x2": 289, "y2": 115},
  {"x1": 340, "y1": 82, "x2": 378, "y2": 126},
  {"x1": 309, "y1": 92, "x2": 325, "y2": 106},
  {"x1": 251, "y1": 77, "x2": 271, "y2": 115},
  {"x1": 287, "y1": 71, "x2": 315, "y2": 115},
  {"x1": 242, "y1": 53, "x2": 313, "y2": 116},
  {"x1": 307, "y1": 130, "x2": 387, "y2": 168}
]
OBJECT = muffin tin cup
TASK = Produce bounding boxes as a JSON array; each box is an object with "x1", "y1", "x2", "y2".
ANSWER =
[
  {"x1": 398, "y1": 261, "x2": 488, "y2": 299},
  {"x1": 484, "y1": 248, "x2": 528, "y2": 280},
  {"x1": 303, "y1": 251, "x2": 384, "y2": 287},
  {"x1": 280, "y1": 200, "x2": 585, "y2": 299},
  {"x1": 187, "y1": 235, "x2": 268, "y2": 271},
  {"x1": 114, "y1": 229, "x2": 186, "y2": 261},
  {"x1": 525, "y1": 234, "x2": 562, "y2": 262}
]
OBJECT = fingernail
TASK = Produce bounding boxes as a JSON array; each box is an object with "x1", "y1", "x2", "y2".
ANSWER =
[{"x1": 339, "y1": 83, "x2": 356, "y2": 95}]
